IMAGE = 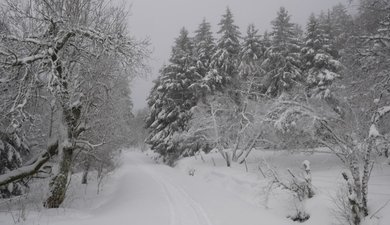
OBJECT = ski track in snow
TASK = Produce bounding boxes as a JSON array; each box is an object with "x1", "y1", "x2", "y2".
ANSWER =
[{"x1": 131, "y1": 156, "x2": 214, "y2": 225}]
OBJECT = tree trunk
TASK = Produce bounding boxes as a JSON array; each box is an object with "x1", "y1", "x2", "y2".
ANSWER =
[
  {"x1": 44, "y1": 147, "x2": 73, "y2": 208},
  {"x1": 361, "y1": 139, "x2": 374, "y2": 217},
  {"x1": 346, "y1": 153, "x2": 364, "y2": 225},
  {"x1": 231, "y1": 136, "x2": 240, "y2": 162},
  {"x1": 238, "y1": 131, "x2": 262, "y2": 164},
  {"x1": 342, "y1": 171, "x2": 362, "y2": 225},
  {"x1": 81, "y1": 157, "x2": 90, "y2": 184},
  {"x1": 44, "y1": 107, "x2": 74, "y2": 208},
  {"x1": 224, "y1": 152, "x2": 231, "y2": 167}
]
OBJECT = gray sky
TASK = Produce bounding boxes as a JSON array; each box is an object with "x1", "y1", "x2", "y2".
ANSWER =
[{"x1": 129, "y1": 0, "x2": 351, "y2": 111}]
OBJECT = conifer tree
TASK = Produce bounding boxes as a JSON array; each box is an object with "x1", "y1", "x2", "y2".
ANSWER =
[
  {"x1": 145, "y1": 28, "x2": 199, "y2": 164},
  {"x1": 238, "y1": 24, "x2": 264, "y2": 99},
  {"x1": 318, "y1": 5, "x2": 353, "y2": 59},
  {"x1": 262, "y1": 31, "x2": 272, "y2": 50},
  {"x1": 330, "y1": 3, "x2": 354, "y2": 50},
  {"x1": 208, "y1": 7, "x2": 241, "y2": 89},
  {"x1": 302, "y1": 14, "x2": 342, "y2": 98},
  {"x1": 194, "y1": 19, "x2": 215, "y2": 78},
  {"x1": 262, "y1": 7, "x2": 302, "y2": 97},
  {"x1": 192, "y1": 19, "x2": 216, "y2": 94}
]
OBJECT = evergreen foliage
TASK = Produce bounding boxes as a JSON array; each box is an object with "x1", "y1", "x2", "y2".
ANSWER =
[
  {"x1": 238, "y1": 24, "x2": 265, "y2": 99},
  {"x1": 262, "y1": 7, "x2": 302, "y2": 97},
  {"x1": 146, "y1": 28, "x2": 199, "y2": 164},
  {"x1": 301, "y1": 14, "x2": 342, "y2": 98},
  {"x1": 192, "y1": 19, "x2": 216, "y2": 94},
  {"x1": 208, "y1": 7, "x2": 241, "y2": 89}
]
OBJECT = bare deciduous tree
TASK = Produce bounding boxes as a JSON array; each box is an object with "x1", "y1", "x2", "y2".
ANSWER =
[{"x1": 0, "y1": 0, "x2": 149, "y2": 208}]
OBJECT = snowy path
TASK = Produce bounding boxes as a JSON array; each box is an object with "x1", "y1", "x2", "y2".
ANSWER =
[
  {"x1": 129, "y1": 155, "x2": 214, "y2": 225},
  {"x1": 45, "y1": 151, "x2": 288, "y2": 225}
]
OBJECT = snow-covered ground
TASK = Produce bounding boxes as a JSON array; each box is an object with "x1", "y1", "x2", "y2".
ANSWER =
[
  {"x1": 0, "y1": 149, "x2": 389, "y2": 225},
  {"x1": 176, "y1": 149, "x2": 390, "y2": 225}
]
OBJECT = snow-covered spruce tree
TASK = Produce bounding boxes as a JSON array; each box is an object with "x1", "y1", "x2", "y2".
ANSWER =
[
  {"x1": 317, "y1": 4, "x2": 353, "y2": 59},
  {"x1": 329, "y1": 3, "x2": 354, "y2": 52},
  {"x1": 238, "y1": 24, "x2": 265, "y2": 100},
  {"x1": 208, "y1": 7, "x2": 241, "y2": 92},
  {"x1": 262, "y1": 7, "x2": 303, "y2": 97},
  {"x1": 194, "y1": 19, "x2": 215, "y2": 80},
  {"x1": 262, "y1": 31, "x2": 272, "y2": 49},
  {"x1": 191, "y1": 19, "x2": 216, "y2": 96},
  {"x1": 301, "y1": 14, "x2": 342, "y2": 98},
  {"x1": 145, "y1": 28, "x2": 200, "y2": 165},
  {"x1": 0, "y1": 0, "x2": 149, "y2": 208},
  {"x1": 357, "y1": 0, "x2": 389, "y2": 34}
]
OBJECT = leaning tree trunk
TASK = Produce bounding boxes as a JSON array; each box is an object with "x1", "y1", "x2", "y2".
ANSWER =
[
  {"x1": 44, "y1": 146, "x2": 73, "y2": 208},
  {"x1": 44, "y1": 107, "x2": 75, "y2": 208}
]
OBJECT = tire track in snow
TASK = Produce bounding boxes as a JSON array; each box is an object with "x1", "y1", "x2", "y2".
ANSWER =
[
  {"x1": 159, "y1": 179, "x2": 177, "y2": 225},
  {"x1": 167, "y1": 181, "x2": 214, "y2": 225},
  {"x1": 130, "y1": 156, "x2": 214, "y2": 225},
  {"x1": 161, "y1": 178, "x2": 214, "y2": 225}
]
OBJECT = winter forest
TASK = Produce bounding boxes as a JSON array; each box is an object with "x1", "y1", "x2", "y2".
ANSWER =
[{"x1": 0, "y1": 0, "x2": 389, "y2": 225}]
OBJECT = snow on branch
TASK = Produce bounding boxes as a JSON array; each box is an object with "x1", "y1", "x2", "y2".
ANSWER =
[
  {"x1": 12, "y1": 53, "x2": 47, "y2": 66},
  {"x1": 368, "y1": 105, "x2": 390, "y2": 138},
  {"x1": 0, "y1": 140, "x2": 58, "y2": 187},
  {"x1": 373, "y1": 105, "x2": 390, "y2": 122},
  {"x1": 1, "y1": 35, "x2": 50, "y2": 46},
  {"x1": 76, "y1": 139, "x2": 105, "y2": 150}
]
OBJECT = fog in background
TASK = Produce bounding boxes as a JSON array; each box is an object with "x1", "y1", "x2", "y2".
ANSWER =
[{"x1": 129, "y1": 0, "x2": 352, "y2": 111}]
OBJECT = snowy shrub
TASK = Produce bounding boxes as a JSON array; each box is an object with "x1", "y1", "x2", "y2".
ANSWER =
[
  {"x1": 188, "y1": 168, "x2": 196, "y2": 176},
  {"x1": 266, "y1": 160, "x2": 315, "y2": 222}
]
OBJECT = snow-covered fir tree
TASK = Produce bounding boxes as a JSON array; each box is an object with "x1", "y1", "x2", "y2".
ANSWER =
[
  {"x1": 238, "y1": 24, "x2": 265, "y2": 99},
  {"x1": 192, "y1": 19, "x2": 216, "y2": 94},
  {"x1": 262, "y1": 31, "x2": 272, "y2": 49},
  {"x1": 145, "y1": 28, "x2": 199, "y2": 164},
  {"x1": 194, "y1": 19, "x2": 215, "y2": 78},
  {"x1": 208, "y1": 7, "x2": 241, "y2": 90},
  {"x1": 317, "y1": 4, "x2": 352, "y2": 59},
  {"x1": 329, "y1": 3, "x2": 354, "y2": 51},
  {"x1": 301, "y1": 14, "x2": 342, "y2": 98},
  {"x1": 262, "y1": 7, "x2": 302, "y2": 97}
]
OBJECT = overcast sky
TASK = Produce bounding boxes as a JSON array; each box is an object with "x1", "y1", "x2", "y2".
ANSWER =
[{"x1": 128, "y1": 0, "x2": 352, "y2": 111}]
